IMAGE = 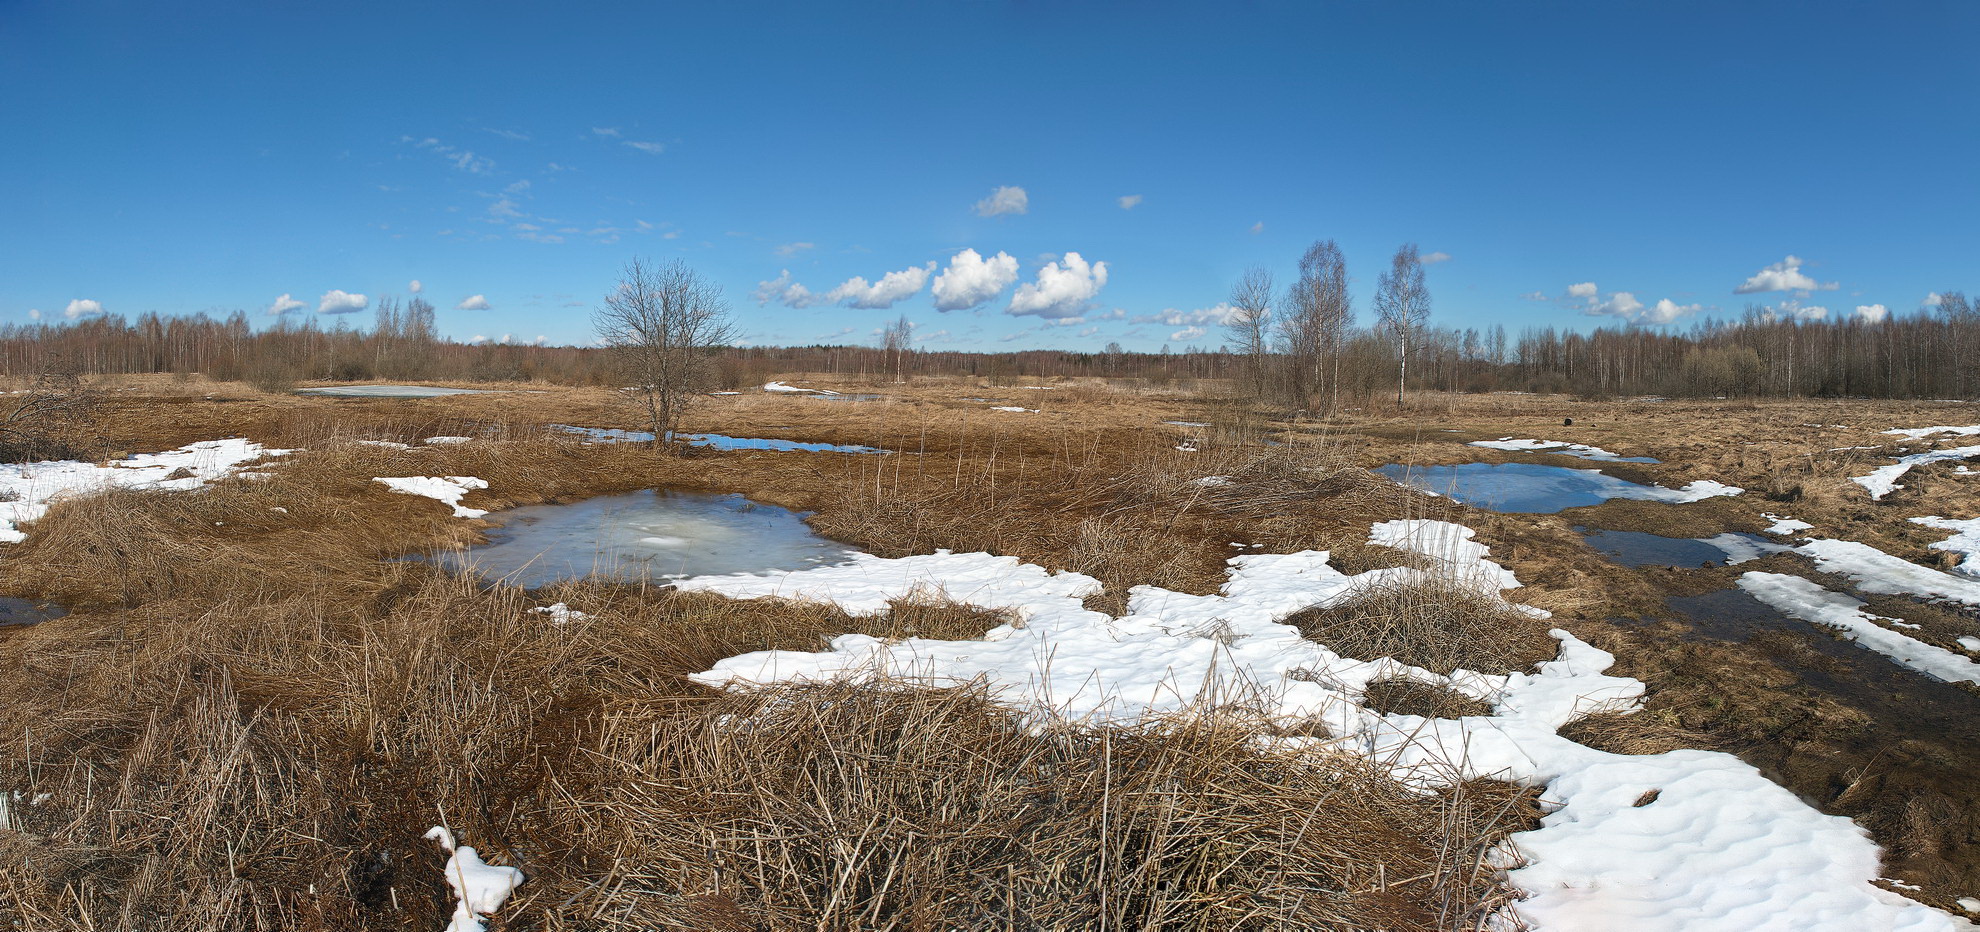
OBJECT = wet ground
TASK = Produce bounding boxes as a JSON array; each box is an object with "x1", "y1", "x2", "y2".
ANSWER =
[
  {"x1": 0, "y1": 596, "x2": 65, "y2": 626},
  {"x1": 296, "y1": 385, "x2": 490, "y2": 398}
]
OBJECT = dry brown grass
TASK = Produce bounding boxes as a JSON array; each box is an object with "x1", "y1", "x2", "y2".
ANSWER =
[
  {"x1": 1285, "y1": 579, "x2": 1560, "y2": 677},
  {"x1": 1361, "y1": 680, "x2": 1496, "y2": 719}
]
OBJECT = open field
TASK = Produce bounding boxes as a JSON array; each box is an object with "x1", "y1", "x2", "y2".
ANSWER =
[{"x1": 3, "y1": 374, "x2": 1979, "y2": 929}]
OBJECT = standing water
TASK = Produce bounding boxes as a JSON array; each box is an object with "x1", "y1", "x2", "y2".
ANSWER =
[{"x1": 435, "y1": 490, "x2": 859, "y2": 588}]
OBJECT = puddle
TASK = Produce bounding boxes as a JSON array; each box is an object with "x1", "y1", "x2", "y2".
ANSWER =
[
  {"x1": 296, "y1": 385, "x2": 489, "y2": 398},
  {"x1": 1579, "y1": 527, "x2": 1784, "y2": 568},
  {"x1": 553, "y1": 425, "x2": 885, "y2": 453},
  {"x1": 0, "y1": 596, "x2": 66, "y2": 626},
  {"x1": 433, "y1": 490, "x2": 860, "y2": 588},
  {"x1": 1377, "y1": 462, "x2": 1732, "y2": 514}
]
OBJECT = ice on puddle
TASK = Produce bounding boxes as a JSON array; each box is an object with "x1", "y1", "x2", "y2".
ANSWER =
[
  {"x1": 424, "y1": 827, "x2": 523, "y2": 932},
  {"x1": 1470, "y1": 437, "x2": 1658, "y2": 463},
  {"x1": 678, "y1": 519, "x2": 1971, "y2": 932},
  {"x1": 374, "y1": 476, "x2": 490, "y2": 518}
]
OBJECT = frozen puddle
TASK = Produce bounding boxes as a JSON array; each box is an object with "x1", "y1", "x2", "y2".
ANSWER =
[
  {"x1": 435, "y1": 490, "x2": 858, "y2": 588},
  {"x1": 675, "y1": 521, "x2": 1971, "y2": 931},
  {"x1": 1377, "y1": 462, "x2": 1741, "y2": 513},
  {"x1": 553, "y1": 425, "x2": 886, "y2": 453},
  {"x1": 296, "y1": 384, "x2": 489, "y2": 398}
]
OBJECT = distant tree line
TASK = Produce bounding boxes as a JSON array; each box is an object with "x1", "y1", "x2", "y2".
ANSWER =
[{"x1": 3, "y1": 287, "x2": 1973, "y2": 404}]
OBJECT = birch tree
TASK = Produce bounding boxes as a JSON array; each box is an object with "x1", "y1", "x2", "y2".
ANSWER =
[
  {"x1": 593, "y1": 258, "x2": 737, "y2": 444},
  {"x1": 1374, "y1": 243, "x2": 1430, "y2": 408}
]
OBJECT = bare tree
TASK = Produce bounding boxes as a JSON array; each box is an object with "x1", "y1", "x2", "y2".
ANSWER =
[
  {"x1": 593, "y1": 258, "x2": 737, "y2": 444},
  {"x1": 1278, "y1": 241, "x2": 1352, "y2": 414},
  {"x1": 1374, "y1": 243, "x2": 1430, "y2": 408},
  {"x1": 882, "y1": 313, "x2": 913, "y2": 383},
  {"x1": 1224, "y1": 266, "x2": 1274, "y2": 397}
]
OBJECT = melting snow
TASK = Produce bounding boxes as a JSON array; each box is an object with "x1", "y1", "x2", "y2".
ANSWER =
[
  {"x1": 1883, "y1": 425, "x2": 1980, "y2": 441},
  {"x1": 374, "y1": 476, "x2": 490, "y2": 518},
  {"x1": 1738, "y1": 573, "x2": 1980, "y2": 686},
  {"x1": 1796, "y1": 539, "x2": 1980, "y2": 607},
  {"x1": 679, "y1": 521, "x2": 1970, "y2": 931},
  {"x1": 1852, "y1": 445, "x2": 1980, "y2": 500},
  {"x1": 1, "y1": 439, "x2": 292, "y2": 543},
  {"x1": 1762, "y1": 513, "x2": 1814, "y2": 535},
  {"x1": 424, "y1": 827, "x2": 524, "y2": 932},
  {"x1": 1910, "y1": 516, "x2": 1980, "y2": 578},
  {"x1": 1470, "y1": 438, "x2": 1658, "y2": 463}
]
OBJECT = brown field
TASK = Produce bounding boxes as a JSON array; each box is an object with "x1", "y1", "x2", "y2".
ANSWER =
[{"x1": 2, "y1": 373, "x2": 1977, "y2": 926}]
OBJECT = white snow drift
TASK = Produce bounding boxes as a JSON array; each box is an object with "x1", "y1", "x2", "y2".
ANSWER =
[{"x1": 1, "y1": 439, "x2": 292, "y2": 543}]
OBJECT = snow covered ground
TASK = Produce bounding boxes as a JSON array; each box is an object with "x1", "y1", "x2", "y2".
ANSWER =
[
  {"x1": 1739, "y1": 573, "x2": 1980, "y2": 686},
  {"x1": 1, "y1": 439, "x2": 292, "y2": 543},
  {"x1": 1470, "y1": 437, "x2": 1658, "y2": 463},
  {"x1": 675, "y1": 521, "x2": 1974, "y2": 931}
]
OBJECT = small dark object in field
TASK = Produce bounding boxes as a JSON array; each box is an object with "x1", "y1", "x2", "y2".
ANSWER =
[{"x1": 1563, "y1": 417, "x2": 1574, "y2": 427}]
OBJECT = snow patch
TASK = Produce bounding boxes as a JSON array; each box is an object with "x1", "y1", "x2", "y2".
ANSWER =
[
  {"x1": 1852, "y1": 444, "x2": 1980, "y2": 500},
  {"x1": 1470, "y1": 437, "x2": 1652, "y2": 462},
  {"x1": 1762, "y1": 513, "x2": 1813, "y2": 535},
  {"x1": 1910, "y1": 516, "x2": 1980, "y2": 578},
  {"x1": 1796, "y1": 538, "x2": 1980, "y2": 607},
  {"x1": 374, "y1": 476, "x2": 490, "y2": 518},
  {"x1": 1884, "y1": 425, "x2": 1980, "y2": 441},
  {"x1": 1, "y1": 439, "x2": 292, "y2": 543},
  {"x1": 424, "y1": 827, "x2": 524, "y2": 932}
]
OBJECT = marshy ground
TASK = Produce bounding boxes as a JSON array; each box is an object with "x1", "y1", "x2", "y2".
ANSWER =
[{"x1": 2, "y1": 373, "x2": 1976, "y2": 928}]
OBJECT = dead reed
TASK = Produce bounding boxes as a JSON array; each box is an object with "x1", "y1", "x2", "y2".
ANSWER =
[{"x1": 1285, "y1": 579, "x2": 1560, "y2": 677}]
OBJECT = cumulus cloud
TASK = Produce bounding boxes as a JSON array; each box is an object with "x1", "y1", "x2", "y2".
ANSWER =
[
  {"x1": 408, "y1": 279, "x2": 423, "y2": 293},
  {"x1": 1117, "y1": 194, "x2": 1143, "y2": 210},
  {"x1": 624, "y1": 141, "x2": 666, "y2": 154},
  {"x1": 1734, "y1": 255, "x2": 1837, "y2": 294},
  {"x1": 775, "y1": 242, "x2": 815, "y2": 257},
  {"x1": 1754, "y1": 299, "x2": 1828, "y2": 322},
  {"x1": 1922, "y1": 292, "x2": 1944, "y2": 309},
  {"x1": 1519, "y1": 290, "x2": 1548, "y2": 301},
  {"x1": 825, "y1": 263, "x2": 935, "y2": 309},
  {"x1": 1854, "y1": 304, "x2": 1890, "y2": 323},
  {"x1": 1009, "y1": 252, "x2": 1108, "y2": 319},
  {"x1": 752, "y1": 270, "x2": 821, "y2": 308},
  {"x1": 318, "y1": 290, "x2": 368, "y2": 314},
  {"x1": 457, "y1": 294, "x2": 491, "y2": 311},
  {"x1": 28, "y1": 308, "x2": 41, "y2": 320},
  {"x1": 64, "y1": 299, "x2": 104, "y2": 319},
  {"x1": 1421, "y1": 251, "x2": 1452, "y2": 264},
  {"x1": 1170, "y1": 326, "x2": 1207, "y2": 341},
  {"x1": 932, "y1": 248, "x2": 1020, "y2": 311},
  {"x1": 267, "y1": 293, "x2": 306, "y2": 316},
  {"x1": 1563, "y1": 283, "x2": 1701, "y2": 325},
  {"x1": 974, "y1": 185, "x2": 1028, "y2": 217},
  {"x1": 1133, "y1": 304, "x2": 1242, "y2": 327}
]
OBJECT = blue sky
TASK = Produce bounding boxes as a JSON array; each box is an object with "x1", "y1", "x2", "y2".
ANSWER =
[{"x1": 4, "y1": 1, "x2": 1976, "y2": 351}]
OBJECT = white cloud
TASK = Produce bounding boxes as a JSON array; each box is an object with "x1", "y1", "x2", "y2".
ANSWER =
[
  {"x1": 1170, "y1": 326, "x2": 1207, "y2": 341},
  {"x1": 64, "y1": 298, "x2": 104, "y2": 319},
  {"x1": 1077, "y1": 326, "x2": 1100, "y2": 337},
  {"x1": 1922, "y1": 292, "x2": 1944, "y2": 309},
  {"x1": 1422, "y1": 251, "x2": 1452, "y2": 264},
  {"x1": 408, "y1": 279, "x2": 423, "y2": 293},
  {"x1": 974, "y1": 185, "x2": 1028, "y2": 217},
  {"x1": 1588, "y1": 291, "x2": 1644, "y2": 319},
  {"x1": 1133, "y1": 303, "x2": 1242, "y2": 327},
  {"x1": 318, "y1": 290, "x2": 368, "y2": 314},
  {"x1": 27, "y1": 308, "x2": 41, "y2": 320},
  {"x1": 624, "y1": 141, "x2": 666, "y2": 154},
  {"x1": 1756, "y1": 299, "x2": 1828, "y2": 322},
  {"x1": 488, "y1": 198, "x2": 525, "y2": 220},
  {"x1": 267, "y1": 293, "x2": 306, "y2": 316},
  {"x1": 1117, "y1": 194, "x2": 1143, "y2": 210},
  {"x1": 1009, "y1": 252, "x2": 1108, "y2": 319},
  {"x1": 504, "y1": 180, "x2": 531, "y2": 194},
  {"x1": 1567, "y1": 282, "x2": 1599, "y2": 299},
  {"x1": 753, "y1": 270, "x2": 821, "y2": 308},
  {"x1": 1520, "y1": 290, "x2": 1548, "y2": 301},
  {"x1": 1734, "y1": 255, "x2": 1837, "y2": 294},
  {"x1": 825, "y1": 263, "x2": 935, "y2": 309},
  {"x1": 447, "y1": 150, "x2": 493, "y2": 173},
  {"x1": 1249, "y1": 221, "x2": 1264, "y2": 234},
  {"x1": 469, "y1": 335, "x2": 489, "y2": 345},
  {"x1": 932, "y1": 248, "x2": 1020, "y2": 311},
  {"x1": 775, "y1": 242, "x2": 815, "y2": 257},
  {"x1": 1644, "y1": 299, "x2": 1703, "y2": 324},
  {"x1": 457, "y1": 294, "x2": 491, "y2": 311},
  {"x1": 592, "y1": 127, "x2": 620, "y2": 137},
  {"x1": 486, "y1": 128, "x2": 530, "y2": 141},
  {"x1": 1854, "y1": 304, "x2": 1890, "y2": 323}
]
